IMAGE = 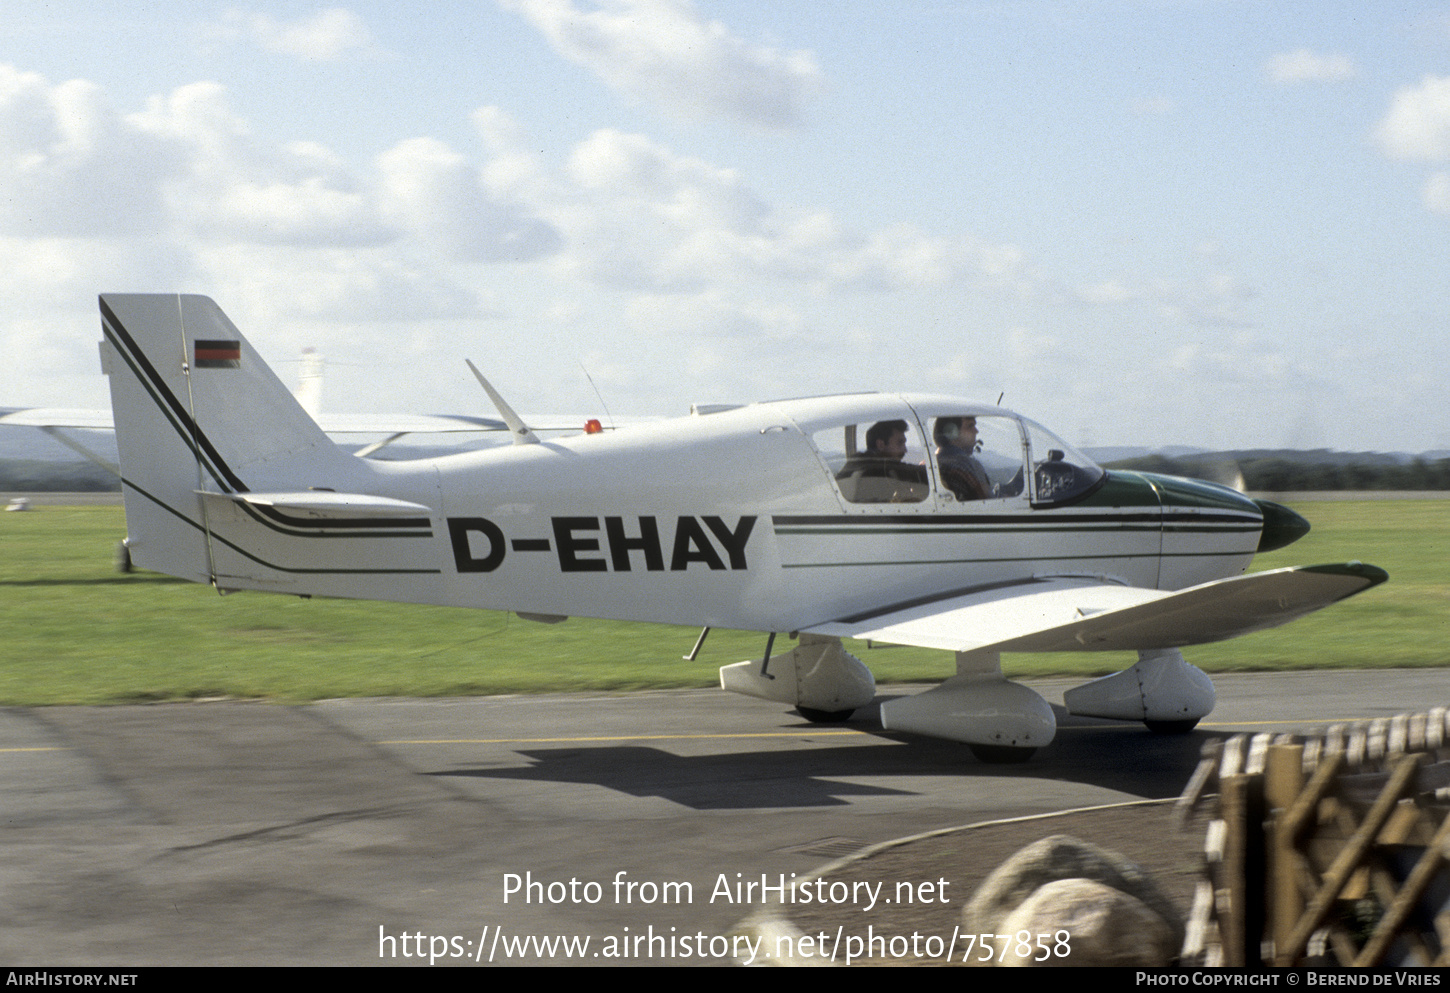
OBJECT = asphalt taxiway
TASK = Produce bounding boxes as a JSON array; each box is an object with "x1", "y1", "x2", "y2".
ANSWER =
[{"x1": 5, "y1": 670, "x2": 1450, "y2": 966}]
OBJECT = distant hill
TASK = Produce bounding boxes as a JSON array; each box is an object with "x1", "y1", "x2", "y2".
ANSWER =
[
  {"x1": 1101, "y1": 450, "x2": 1450, "y2": 491},
  {"x1": 0, "y1": 459, "x2": 118, "y2": 492},
  {"x1": 1084, "y1": 445, "x2": 1208, "y2": 464}
]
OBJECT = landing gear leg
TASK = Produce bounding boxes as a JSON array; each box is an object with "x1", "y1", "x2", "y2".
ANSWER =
[{"x1": 719, "y1": 634, "x2": 875, "y2": 718}]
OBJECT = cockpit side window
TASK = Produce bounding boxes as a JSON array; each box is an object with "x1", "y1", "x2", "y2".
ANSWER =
[
  {"x1": 812, "y1": 419, "x2": 929, "y2": 504},
  {"x1": 928, "y1": 414, "x2": 1027, "y2": 503}
]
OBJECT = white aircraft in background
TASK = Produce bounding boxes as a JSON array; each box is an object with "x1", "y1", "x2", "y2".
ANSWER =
[
  {"x1": 93, "y1": 294, "x2": 1385, "y2": 761},
  {"x1": 1, "y1": 348, "x2": 516, "y2": 469}
]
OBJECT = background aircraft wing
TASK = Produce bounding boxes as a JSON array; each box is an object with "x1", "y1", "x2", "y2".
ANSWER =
[
  {"x1": 2, "y1": 409, "x2": 631, "y2": 434},
  {"x1": 804, "y1": 563, "x2": 1387, "y2": 654},
  {"x1": 311, "y1": 413, "x2": 506, "y2": 434},
  {"x1": 0, "y1": 408, "x2": 116, "y2": 429}
]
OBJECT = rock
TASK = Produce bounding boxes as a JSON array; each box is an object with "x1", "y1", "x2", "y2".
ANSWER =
[
  {"x1": 996, "y1": 878, "x2": 1179, "y2": 967},
  {"x1": 964, "y1": 834, "x2": 1183, "y2": 946}
]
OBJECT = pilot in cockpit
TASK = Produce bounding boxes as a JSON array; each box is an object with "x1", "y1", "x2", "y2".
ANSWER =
[{"x1": 934, "y1": 416, "x2": 992, "y2": 501}]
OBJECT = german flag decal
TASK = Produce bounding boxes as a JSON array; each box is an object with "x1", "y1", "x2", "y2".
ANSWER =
[{"x1": 194, "y1": 340, "x2": 241, "y2": 369}]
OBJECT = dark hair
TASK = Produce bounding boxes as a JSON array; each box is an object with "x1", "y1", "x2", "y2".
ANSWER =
[
  {"x1": 865, "y1": 419, "x2": 907, "y2": 453},
  {"x1": 933, "y1": 416, "x2": 975, "y2": 446}
]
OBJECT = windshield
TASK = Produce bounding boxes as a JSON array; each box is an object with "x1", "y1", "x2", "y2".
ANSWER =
[{"x1": 1020, "y1": 418, "x2": 1104, "y2": 505}]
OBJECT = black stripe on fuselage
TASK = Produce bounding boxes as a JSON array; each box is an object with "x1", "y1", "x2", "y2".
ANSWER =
[{"x1": 773, "y1": 510, "x2": 1258, "y2": 529}]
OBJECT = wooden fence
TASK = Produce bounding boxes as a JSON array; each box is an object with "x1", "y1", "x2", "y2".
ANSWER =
[{"x1": 1180, "y1": 709, "x2": 1450, "y2": 966}]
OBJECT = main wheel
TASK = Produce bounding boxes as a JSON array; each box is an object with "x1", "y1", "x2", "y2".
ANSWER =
[
  {"x1": 970, "y1": 744, "x2": 1036, "y2": 764},
  {"x1": 797, "y1": 706, "x2": 855, "y2": 723},
  {"x1": 1145, "y1": 718, "x2": 1199, "y2": 734}
]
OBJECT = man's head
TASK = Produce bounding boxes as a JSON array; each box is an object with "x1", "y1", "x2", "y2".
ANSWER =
[
  {"x1": 865, "y1": 419, "x2": 908, "y2": 460},
  {"x1": 934, "y1": 416, "x2": 978, "y2": 449}
]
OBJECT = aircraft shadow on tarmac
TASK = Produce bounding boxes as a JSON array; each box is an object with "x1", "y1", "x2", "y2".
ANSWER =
[{"x1": 433, "y1": 702, "x2": 1208, "y2": 811}]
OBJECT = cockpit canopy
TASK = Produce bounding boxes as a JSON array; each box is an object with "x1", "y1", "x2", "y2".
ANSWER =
[{"x1": 802, "y1": 400, "x2": 1104, "y2": 509}]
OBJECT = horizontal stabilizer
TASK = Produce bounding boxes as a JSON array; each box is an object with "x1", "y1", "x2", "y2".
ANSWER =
[
  {"x1": 806, "y1": 563, "x2": 1388, "y2": 654},
  {"x1": 197, "y1": 490, "x2": 433, "y2": 518}
]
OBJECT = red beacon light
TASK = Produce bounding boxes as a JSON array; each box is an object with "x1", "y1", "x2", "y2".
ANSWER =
[{"x1": 584, "y1": 419, "x2": 604, "y2": 435}]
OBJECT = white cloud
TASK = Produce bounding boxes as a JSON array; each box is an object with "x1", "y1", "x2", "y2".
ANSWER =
[
  {"x1": 130, "y1": 81, "x2": 393, "y2": 247},
  {"x1": 614, "y1": 291, "x2": 830, "y2": 401},
  {"x1": 0, "y1": 65, "x2": 180, "y2": 237},
  {"x1": 1376, "y1": 75, "x2": 1450, "y2": 161},
  {"x1": 1424, "y1": 172, "x2": 1450, "y2": 215},
  {"x1": 0, "y1": 62, "x2": 1031, "y2": 417},
  {"x1": 625, "y1": 290, "x2": 803, "y2": 342},
  {"x1": 500, "y1": 0, "x2": 823, "y2": 129},
  {"x1": 196, "y1": 245, "x2": 486, "y2": 325},
  {"x1": 0, "y1": 234, "x2": 202, "y2": 404},
  {"x1": 1076, "y1": 281, "x2": 1136, "y2": 305},
  {"x1": 219, "y1": 7, "x2": 379, "y2": 62},
  {"x1": 1166, "y1": 332, "x2": 1293, "y2": 384},
  {"x1": 1265, "y1": 49, "x2": 1358, "y2": 85},
  {"x1": 1072, "y1": 270, "x2": 1256, "y2": 329},
  {"x1": 472, "y1": 106, "x2": 548, "y2": 198},
  {"x1": 546, "y1": 127, "x2": 1024, "y2": 293},
  {"x1": 377, "y1": 137, "x2": 561, "y2": 263},
  {"x1": 0, "y1": 65, "x2": 517, "y2": 356}
]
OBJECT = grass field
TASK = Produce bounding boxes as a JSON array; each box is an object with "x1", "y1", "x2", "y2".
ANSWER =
[{"x1": 1, "y1": 502, "x2": 1445, "y2": 705}]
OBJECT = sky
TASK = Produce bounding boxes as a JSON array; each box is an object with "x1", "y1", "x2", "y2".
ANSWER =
[{"x1": 3, "y1": 1, "x2": 1450, "y2": 453}]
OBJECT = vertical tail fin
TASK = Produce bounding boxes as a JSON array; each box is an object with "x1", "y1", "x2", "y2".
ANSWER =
[{"x1": 100, "y1": 294, "x2": 360, "y2": 583}]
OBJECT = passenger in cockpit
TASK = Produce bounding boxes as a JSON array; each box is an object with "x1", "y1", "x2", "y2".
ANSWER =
[
  {"x1": 836, "y1": 419, "x2": 927, "y2": 502},
  {"x1": 838, "y1": 420, "x2": 908, "y2": 479},
  {"x1": 864, "y1": 419, "x2": 908, "y2": 463}
]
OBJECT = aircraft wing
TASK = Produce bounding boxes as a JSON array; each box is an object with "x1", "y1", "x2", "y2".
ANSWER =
[
  {"x1": 803, "y1": 562, "x2": 1388, "y2": 654},
  {"x1": 0, "y1": 408, "x2": 116, "y2": 429},
  {"x1": 311, "y1": 413, "x2": 506, "y2": 434},
  {"x1": 1, "y1": 408, "x2": 622, "y2": 434}
]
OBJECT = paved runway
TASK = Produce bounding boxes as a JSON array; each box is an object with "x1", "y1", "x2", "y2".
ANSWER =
[{"x1": 5, "y1": 670, "x2": 1450, "y2": 966}]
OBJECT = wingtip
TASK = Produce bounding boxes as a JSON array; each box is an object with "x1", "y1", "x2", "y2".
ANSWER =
[{"x1": 1301, "y1": 561, "x2": 1390, "y2": 587}]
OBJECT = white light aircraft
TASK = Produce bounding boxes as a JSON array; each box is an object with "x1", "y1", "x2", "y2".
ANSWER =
[{"x1": 96, "y1": 294, "x2": 1386, "y2": 761}]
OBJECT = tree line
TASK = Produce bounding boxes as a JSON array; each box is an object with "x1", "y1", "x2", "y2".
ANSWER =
[{"x1": 1104, "y1": 454, "x2": 1450, "y2": 491}]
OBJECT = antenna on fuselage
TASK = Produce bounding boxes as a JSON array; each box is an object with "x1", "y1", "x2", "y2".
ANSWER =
[
  {"x1": 465, "y1": 359, "x2": 540, "y2": 446},
  {"x1": 579, "y1": 362, "x2": 615, "y2": 431},
  {"x1": 997, "y1": 392, "x2": 1005, "y2": 406}
]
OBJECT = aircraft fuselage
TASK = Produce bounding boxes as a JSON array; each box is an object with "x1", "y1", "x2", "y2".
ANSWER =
[{"x1": 184, "y1": 392, "x2": 1270, "y2": 635}]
